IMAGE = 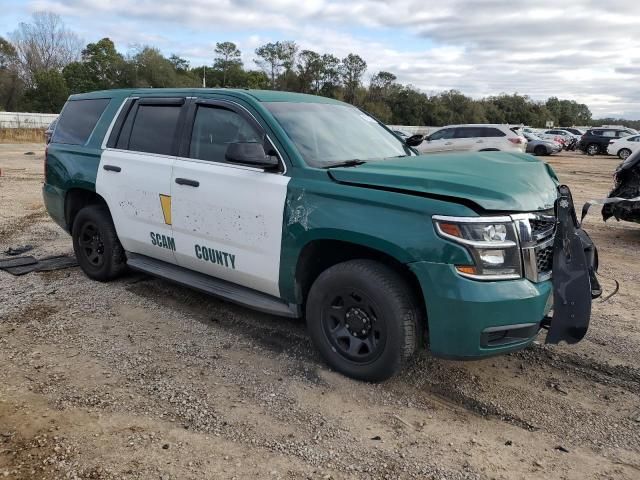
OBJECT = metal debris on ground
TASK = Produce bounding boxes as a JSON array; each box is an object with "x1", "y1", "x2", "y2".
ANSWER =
[
  {"x1": 0, "y1": 255, "x2": 77, "y2": 276},
  {"x1": 3, "y1": 245, "x2": 34, "y2": 256}
]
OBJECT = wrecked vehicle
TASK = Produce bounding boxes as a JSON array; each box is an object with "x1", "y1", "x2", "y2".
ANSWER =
[
  {"x1": 602, "y1": 149, "x2": 640, "y2": 223},
  {"x1": 43, "y1": 89, "x2": 600, "y2": 381}
]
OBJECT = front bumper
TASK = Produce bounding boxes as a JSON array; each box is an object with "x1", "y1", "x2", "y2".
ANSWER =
[{"x1": 409, "y1": 261, "x2": 552, "y2": 359}]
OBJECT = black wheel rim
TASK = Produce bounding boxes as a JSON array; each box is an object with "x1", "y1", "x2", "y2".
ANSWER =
[
  {"x1": 620, "y1": 150, "x2": 630, "y2": 159},
  {"x1": 321, "y1": 289, "x2": 386, "y2": 364},
  {"x1": 78, "y1": 221, "x2": 105, "y2": 268}
]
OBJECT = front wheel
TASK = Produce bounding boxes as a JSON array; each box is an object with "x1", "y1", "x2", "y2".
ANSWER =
[
  {"x1": 533, "y1": 145, "x2": 547, "y2": 156},
  {"x1": 72, "y1": 204, "x2": 126, "y2": 281},
  {"x1": 306, "y1": 260, "x2": 420, "y2": 382},
  {"x1": 618, "y1": 148, "x2": 631, "y2": 160}
]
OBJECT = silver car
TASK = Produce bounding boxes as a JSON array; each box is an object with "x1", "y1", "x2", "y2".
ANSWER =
[{"x1": 523, "y1": 132, "x2": 561, "y2": 156}]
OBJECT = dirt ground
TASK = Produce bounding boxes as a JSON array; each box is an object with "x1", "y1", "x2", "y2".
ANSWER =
[{"x1": 0, "y1": 143, "x2": 639, "y2": 480}]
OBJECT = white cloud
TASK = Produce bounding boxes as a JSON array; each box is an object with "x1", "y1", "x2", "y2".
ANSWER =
[{"x1": 20, "y1": 0, "x2": 640, "y2": 117}]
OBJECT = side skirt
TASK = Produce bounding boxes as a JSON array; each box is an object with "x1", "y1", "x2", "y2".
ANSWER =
[{"x1": 126, "y1": 252, "x2": 301, "y2": 318}]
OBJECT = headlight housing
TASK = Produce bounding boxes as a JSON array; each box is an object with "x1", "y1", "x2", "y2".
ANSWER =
[{"x1": 433, "y1": 215, "x2": 522, "y2": 280}]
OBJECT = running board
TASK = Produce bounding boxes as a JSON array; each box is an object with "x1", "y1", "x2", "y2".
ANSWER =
[{"x1": 126, "y1": 252, "x2": 301, "y2": 318}]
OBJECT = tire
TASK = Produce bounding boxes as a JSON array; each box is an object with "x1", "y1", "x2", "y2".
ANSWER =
[
  {"x1": 618, "y1": 148, "x2": 631, "y2": 160},
  {"x1": 72, "y1": 204, "x2": 126, "y2": 281},
  {"x1": 533, "y1": 145, "x2": 547, "y2": 156},
  {"x1": 586, "y1": 143, "x2": 600, "y2": 156},
  {"x1": 306, "y1": 260, "x2": 420, "y2": 382}
]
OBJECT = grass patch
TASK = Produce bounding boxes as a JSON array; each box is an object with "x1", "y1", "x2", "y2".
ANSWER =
[{"x1": 0, "y1": 128, "x2": 46, "y2": 144}]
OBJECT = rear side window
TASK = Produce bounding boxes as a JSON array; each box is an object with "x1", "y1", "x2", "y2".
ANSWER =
[
  {"x1": 52, "y1": 99, "x2": 110, "y2": 145},
  {"x1": 128, "y1": 104, "x2": 182, "y2": 155}
]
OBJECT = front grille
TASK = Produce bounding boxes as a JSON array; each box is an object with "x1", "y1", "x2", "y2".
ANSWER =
[
  {"x1": 530, "y1": 217, "x2": 555, "y2": 238},
  {"x1": 513, "y1": 211, "x2": 556, "y2": 283},
  {"x1": 535, "y1": 244, "x2": 553, "y2": 275}
]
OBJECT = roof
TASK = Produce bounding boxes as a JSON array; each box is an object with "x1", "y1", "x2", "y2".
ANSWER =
[{"x1": 68, "y1": 88, "x2": 345, "y2": 105}]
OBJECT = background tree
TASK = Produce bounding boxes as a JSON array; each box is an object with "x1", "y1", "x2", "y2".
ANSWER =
[
  {"x1": 0, "y1": 36, "x2": 22, "y2": 110},
  {"x1": 9, "y1": 12, "x2": 82, "y2": 87},
  {"x1": 340, "y1": 53, "x2": 366, "y2": 104},
  {"x1": 213, "y1": 42, "x2": 242, "y2": 87},
  {"x1": 254, "y1": 40, "x2": 297, "y2": 89}
]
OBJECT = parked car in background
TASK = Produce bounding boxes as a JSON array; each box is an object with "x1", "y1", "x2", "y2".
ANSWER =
[
  {"x1": 539, "y1": 129, "x2": 577, "y2": 145},
  {"x1": 44, "y1": 118, "x2": 58, "y2": 143},
  {"x1": 523, "y1": 132, "x2": 562, "y2": 156},
  {"x1": 606, "y1": 134, "x2": 640, "y2": 159},
  {"x1": 578, "y1": 128, "x2": 635, "y2": 155},
  {"x1": 560, "y1": 127, "x2": 585, "y2": 137},
  {"x1": 415, "y1": 124, "x2": 526, "y2": 154}
]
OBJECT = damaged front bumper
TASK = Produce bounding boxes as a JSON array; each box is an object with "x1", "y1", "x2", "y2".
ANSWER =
[
  {"x1": 411, "y1": 184, "x2": 600, "y2": 359},
  {"x1": 543, "y1": 185, "x2": 600, "y2": 344},
  {"x1": 602, "y1": 150, "x2": 640, "y2": 223}
]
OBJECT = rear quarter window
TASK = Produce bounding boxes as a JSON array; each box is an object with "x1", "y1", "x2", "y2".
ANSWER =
[
  {"x1": 482, "y1": 128, "x2": 507, "y2": 137},
  {"x1": 52, "y1": 99, "x2": 110, "y2": 145}
]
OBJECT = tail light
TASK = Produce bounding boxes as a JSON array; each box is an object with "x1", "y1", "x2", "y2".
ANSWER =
[{"x1": 508, "y1": 137, "x2": 524, "y2": 144}]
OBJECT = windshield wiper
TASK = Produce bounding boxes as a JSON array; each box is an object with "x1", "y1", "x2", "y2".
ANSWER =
[{"x1": 323, "y1": 159, "x2": 367, "y2": 169}]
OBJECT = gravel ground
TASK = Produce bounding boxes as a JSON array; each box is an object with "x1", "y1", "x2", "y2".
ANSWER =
[{"x1": 0, "y1": 143, "x2": 639, "y2": 480}]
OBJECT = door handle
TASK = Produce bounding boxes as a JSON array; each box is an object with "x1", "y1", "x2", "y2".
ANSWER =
[
  {"x1": 476, "y1": 140, "x2": 484, "y2": 143},
  {"x1": 444, "y1": 142, "x2": 453, "y2": 145},
  {"x1": 103, "y1": 165, "x2": 121, "y2": 172},
  {"x1": 175, "y1": 178, "x2": 199, "y2": 187}
]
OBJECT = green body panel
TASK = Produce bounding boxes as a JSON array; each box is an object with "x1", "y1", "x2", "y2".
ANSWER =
[
  {"x1": 409, "y1": 262, "x2": 552, "y2": 358},
  {"x1": 278, "y1": 169, "x2": 479, "y2": 303},
  {"x1": 44, "y1": 93, "x2": 127, "y2": 230},
  {"x1": 45, "y1": 88, "x2": 561, "y2": 360},
  {"x1": 329, "y1": 152, "x2": 558, "y2": 212}
]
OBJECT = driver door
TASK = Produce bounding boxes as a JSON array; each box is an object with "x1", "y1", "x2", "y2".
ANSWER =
[{"x1": 170, "y1": 99, "x2": 290, "y2": 297}]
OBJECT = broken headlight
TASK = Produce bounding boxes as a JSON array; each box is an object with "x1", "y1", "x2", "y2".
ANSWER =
[{"x1": 433, "y1": 215, "x2": 521, "y2": 280}]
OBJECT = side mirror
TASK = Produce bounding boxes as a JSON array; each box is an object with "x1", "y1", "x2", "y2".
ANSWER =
[
  {"x1": 405, "y1": 134, "x2": 425, "y2": 147},
  {"x1": 225, "y1": 142, "x2": 279, "y2": 168}
]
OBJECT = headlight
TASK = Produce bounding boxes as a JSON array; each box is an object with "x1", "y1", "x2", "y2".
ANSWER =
[{"x1": 433, "y1": 215, "x2": 522, "y2": 280}]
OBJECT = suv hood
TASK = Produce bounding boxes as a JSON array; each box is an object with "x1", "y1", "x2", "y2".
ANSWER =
[{"x1": 328, "y1": 152, "x2": 558, "y2": 212}]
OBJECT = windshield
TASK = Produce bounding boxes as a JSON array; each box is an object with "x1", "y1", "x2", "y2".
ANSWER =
[
  {"x1": 265, "y1": 102, "x2": 411, "y2": 167},
  {"x1": 524, "y1": 133, "x2": 543, "y2": 141}
]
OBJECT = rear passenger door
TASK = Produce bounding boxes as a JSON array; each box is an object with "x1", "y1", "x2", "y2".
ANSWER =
[
  {"x1": 170, "y1": 98, "x2": 290, "y2": 297},
  {"x1": 97, "y1": 97, "x2": 186, "y2": 263},
  {"x1": 452, "y1": 127, "x2": 482, "y2": 151}
]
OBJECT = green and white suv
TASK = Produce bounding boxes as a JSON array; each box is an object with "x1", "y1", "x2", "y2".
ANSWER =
[{"x1": 43, "y1": 89, "x2": 600, "y2": 381}]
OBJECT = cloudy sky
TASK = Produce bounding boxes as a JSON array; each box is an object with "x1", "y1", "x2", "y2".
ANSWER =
[{"x1": 3, "y1": 0, "x2": 640, "y2": 118}]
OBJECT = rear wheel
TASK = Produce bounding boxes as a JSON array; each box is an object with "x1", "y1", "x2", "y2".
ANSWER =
[
  {"x1": 533, "y1": 145, "x2": 547, "y2": 156},
  {"x1": 618, "y1": 148, "x2": 632, "y2": 160},
  {"x1": 72, "y1": 205, "x2": 126, "y2": 281},
  {"x1": 306, "y1": 260, "x2": 419, "y2": 382},
  {"x1": 586, "y1": 143, "x2": 600, "y2": 156}
]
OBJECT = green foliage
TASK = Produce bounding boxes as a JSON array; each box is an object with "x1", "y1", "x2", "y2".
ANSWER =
[
  {"x1": 0, "y1": 23, "x2": 610, "y2": 127},
  {"x1": 21, "y1": 69, "x2": 68, "y2": 112}
]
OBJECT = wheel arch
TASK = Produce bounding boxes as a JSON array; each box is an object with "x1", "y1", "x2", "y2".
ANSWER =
[
  {"x1": 64, "y1": 188, "x2": 109, "y2": 231},
  {"x1": 293, "y1": 238, "x2": 427, "y2": 336}
]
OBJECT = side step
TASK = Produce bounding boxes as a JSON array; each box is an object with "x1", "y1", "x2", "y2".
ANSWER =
[{"x1": 126, "y1": 252, "x2": 301, "y2": 318}]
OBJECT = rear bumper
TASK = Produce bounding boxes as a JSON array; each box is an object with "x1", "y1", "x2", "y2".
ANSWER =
[{"x1": 409, "y1": 261, "x2": 552, "y2": 359}]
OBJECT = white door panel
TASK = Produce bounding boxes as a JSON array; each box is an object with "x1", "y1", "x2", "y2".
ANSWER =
[
  {"x1": 171, "y1": 158, "x2": 289, "y2": 297},
  {"x1": 96, "y1": 149, "x2": 176, "y2": 263}
]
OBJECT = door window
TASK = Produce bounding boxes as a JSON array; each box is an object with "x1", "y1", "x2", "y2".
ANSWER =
[
  {"x1": 429, "y1": 128, "x2": 455, "y2": 140},
  {"x1": 128, "y1": 104, "x2": 182, "y2": 155},
  {"x1": 189, "y1": 106, "x2": 263, "y2": 163}
]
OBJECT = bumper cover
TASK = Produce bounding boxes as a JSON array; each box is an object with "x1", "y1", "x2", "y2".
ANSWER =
[{"x1": 410, "y1": 184, "x2": 598, "y2": 358}]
